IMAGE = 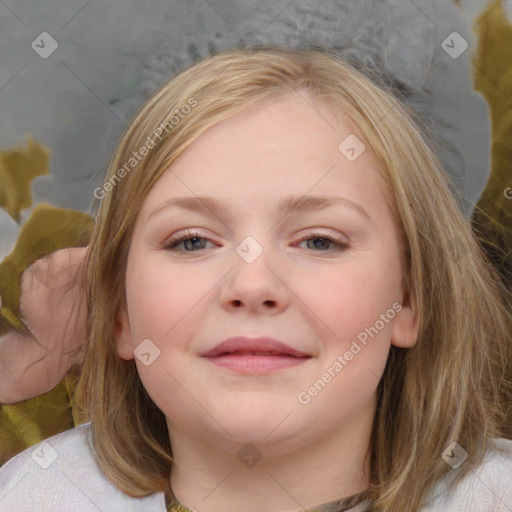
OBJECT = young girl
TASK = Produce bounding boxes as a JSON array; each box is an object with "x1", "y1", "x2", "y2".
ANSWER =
[{"x1": 1, "y1": 45, "x2": 511, "y2": 512}]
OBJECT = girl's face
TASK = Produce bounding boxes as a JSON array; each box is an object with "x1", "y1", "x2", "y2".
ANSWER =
[{"x1": 115, "y1": 93, "x2": 419, "y2": 453}]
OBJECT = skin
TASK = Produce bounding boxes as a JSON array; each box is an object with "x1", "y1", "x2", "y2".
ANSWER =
[
  {"x1": 115, "y1": 92, "x2": 419, "y2": 512},
  {"x1": 0, "y1": 247, "x2": 87, "y2": 404}
]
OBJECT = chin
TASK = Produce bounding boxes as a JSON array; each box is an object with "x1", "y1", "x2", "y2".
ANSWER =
[{"x1": 215, "y1": 411, "x2": 306, "y2": 446}]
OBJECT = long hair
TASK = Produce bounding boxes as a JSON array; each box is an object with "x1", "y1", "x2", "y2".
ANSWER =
[{"x1": 72, "y1": 45, "x2": 512, "y2": 511}]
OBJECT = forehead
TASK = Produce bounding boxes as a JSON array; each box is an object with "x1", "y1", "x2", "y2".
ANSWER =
[{"x1": 139, "y1": 92, "x2": 393, "y2": 223}]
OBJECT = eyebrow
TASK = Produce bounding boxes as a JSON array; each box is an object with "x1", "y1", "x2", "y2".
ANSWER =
[{"x1": 148, "y1": 194, "x2": 371, "y2": 221}]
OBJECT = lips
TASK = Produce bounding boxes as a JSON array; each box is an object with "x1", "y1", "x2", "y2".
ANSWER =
[
  {"x1": 200, "y1": 336, "x2": 312, "y2": 374},
  {"x1": 200, "y1": 336, "x2": 311, "y2": 358}
]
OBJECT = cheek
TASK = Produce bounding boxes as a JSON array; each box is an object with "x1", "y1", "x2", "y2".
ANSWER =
[
  {"x1": 126, "y1": 257, "x2": 213, "y2": 340},
  {"x1": 124, "y1": 259, "x2": 209, "y2": 418},
  {"x1": 304, "y1": 263, "x2": 398, "y2": 340},
  {"x1": 301, "y1": 259, "x2": 399, "y2": 389}
]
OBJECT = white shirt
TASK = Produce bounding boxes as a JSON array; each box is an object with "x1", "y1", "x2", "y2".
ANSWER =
[{"x1": 1, "y1": 422, "x2": 512, "y2": 511}]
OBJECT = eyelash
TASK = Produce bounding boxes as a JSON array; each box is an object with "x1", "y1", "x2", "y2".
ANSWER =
[{"x1": 163, "y1": 229, "x2": 350, "y2": 253}]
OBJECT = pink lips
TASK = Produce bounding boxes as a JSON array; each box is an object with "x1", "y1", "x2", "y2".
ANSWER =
[{"x1": 200, "y1": 336, "x2": 312, "y2": 374}]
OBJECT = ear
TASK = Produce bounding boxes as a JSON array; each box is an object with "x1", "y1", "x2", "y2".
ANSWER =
[
  {"x1": 114, "y1": 306, "x2": 135, "y2": 360},
  {"x1": 391, "y1": 286, "x2": 420, "y2": 348}
]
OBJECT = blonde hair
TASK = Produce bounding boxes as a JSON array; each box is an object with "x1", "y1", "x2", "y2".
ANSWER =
[{"x1": 73, "y1": 45, "x2": 512, "y2": 511}]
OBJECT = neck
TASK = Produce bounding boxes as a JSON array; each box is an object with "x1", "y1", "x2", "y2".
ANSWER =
[{"x1": 167, "y1": 396, "x2": 375, "y2": 512}]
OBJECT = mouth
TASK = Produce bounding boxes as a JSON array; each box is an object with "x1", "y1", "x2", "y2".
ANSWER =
[{"x1": 200, "y1": 336, "x2": 313, "y2": 374}]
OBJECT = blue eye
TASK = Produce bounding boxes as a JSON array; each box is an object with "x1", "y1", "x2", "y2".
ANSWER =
[
  {"x1": 163, "y1": 230, "x2": 212, "y2": 252},
  {"x1": 297, "y1": 234, "x2": 349, "y2": 252},
  {"x1": 163, "y1": 230, "x2": 349, "y2": 253}
]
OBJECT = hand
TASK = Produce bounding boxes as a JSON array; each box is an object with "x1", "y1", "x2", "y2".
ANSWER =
[{"x1": 0, "y1": 246, "x2": 88, "y2": 404}]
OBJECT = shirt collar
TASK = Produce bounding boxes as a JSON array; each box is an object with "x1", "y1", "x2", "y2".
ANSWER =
[{"x1": 164, "y1": 486, "x2": 372, "y2": 512}]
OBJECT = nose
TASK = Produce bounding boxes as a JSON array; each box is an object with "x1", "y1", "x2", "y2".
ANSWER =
[{"x1": 219, "y1": 236, "x2": 291, "y2": 315}]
